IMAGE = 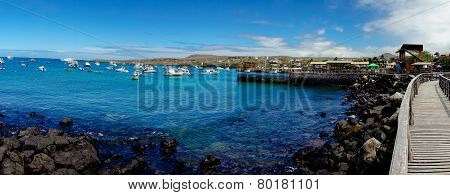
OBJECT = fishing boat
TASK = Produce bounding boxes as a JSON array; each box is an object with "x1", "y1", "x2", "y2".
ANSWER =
[
  {"x1": 164, "y1": 68, "x2": 183, "y2": 76},
  {"x1": 178, "y1": 66, "x2": 191, "y2": 75},
  {"x1": 85, "y1": 62, "x2": 91, "y2": 67},
  {"x1": 38, "y1": 66, "x2": 46, "y2": 72},
  {"x1": 115, "y1": 66, "x2": 129, "y2": 73},
  {"x1": 144, "y1": 66, "x2": 157, "y2": 73},
  {"x1": 201, "y1": 69, "x2": 219, "y2": 75},
  {"x1": 95, "y1": 62, "x2": 100, "y2": 66},
  {"x1": 6, "y1": 56, "x2": 13, "y2": 60}
]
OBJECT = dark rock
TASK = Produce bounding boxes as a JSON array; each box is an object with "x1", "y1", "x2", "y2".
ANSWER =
[
  {"x1": 28, "y1": 153, "x2": 56, "y2": 174},
  {"x1": 160, "y1": 139, "x2": 177, "y2": 155},
  {"x1": 4, "y1": 137, "x2": 21, "y2": 150},
  {"x1": 1, "y1": 151, "x2": 25, "y2": 175},
  {"x1": 320, "y1": 112, "x2": 327, "y2": 118},
  {"x1": 29, "y1": 112, "x2": 45, "y2": 119},
  {"x1": 337, "y1": 162, "x2": 349, "y2": 172},
  {"x1": 0, "y1": 121, "x2": 4, "y2": 128},
  {"x1": 59, "y1": 118, "x2": 74, "y2": 128},
  {"x1": 132, "y1": 143, "x2": 155, "y2": 154},
  {"x1": 316, "y1": 169, "x2": 329, "y2": 175},
  {"x1": 172, "y1": 161, "x2": 187, "y2": 174},
  {"x1": 18, "y1": 127, "x2": 41, "y2": 138},
  {"x1": 0, "y1": 145, "x2": 7, "y2": 162},
  {"x1": 200, "y1": 155, "x2": 221, "y2": 174},
  {"x1": 103, "y1": 154, "x2": 123, "y2": 164},
  {"x1": 0, "y1": 113, "x2": 4, "y2": 118},
  {"x1": 52, "y1": 140, "x2": 100, "y2": 174},
  {"x1": 103, "y1": 157, "x2": 148, "y2": 175},
  {"x1": 47, "y1": 129, "x2": 64, "y2": 137},
  {"x1": 374, "y1": 130, "x2": 386, "y2": 142},
  {"x1": 319, "y1": 131, "x2": 329, "y2": 138},
  {"x1": 360, "y1": 138, "x2": 381, "y2": 164},
  {"x1": 52, "y1": 168, "x2": 79, "y2": 175}
]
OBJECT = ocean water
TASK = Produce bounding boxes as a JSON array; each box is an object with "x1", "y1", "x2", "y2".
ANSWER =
[{"x1": 0, "y1": 57, "x2": 348, "y2": 173}]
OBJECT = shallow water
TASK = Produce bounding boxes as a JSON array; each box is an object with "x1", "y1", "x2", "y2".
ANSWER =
[{"x1": 0, "y1": 57, "x2": 348, "y2": 173}]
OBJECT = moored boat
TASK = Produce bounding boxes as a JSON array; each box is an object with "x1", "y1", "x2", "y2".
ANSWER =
[
  {"x1": 95, "y1": 62, "x2": 101, "y2": 66},
  {"x1": 178, "y1": 66, "x2": 191, "y2": 75},
  {"x1": 115, "y1": 66, "x2": 129, "y2": 73},
  {"x1": 38, "y1": 66, "x2": 46, "y2": 72},
  {"x1": 85, "y1": 62, "x2": 91, "y2": 67},
  {"x1": 6, "y1": 56, "x2": 13, "y2": 60},
  {"x1": 144, "y1": 66, "x2": 157, "y2": 73},
  {"x1": 164, "y1": 68, "x2": 183, "y2": 76},
  {"x1": 0, "y1": 58, "x2": 4, "y2": 64},
  {"x1": 201, "y1": 68, "x2": 219, "y2": 75}
]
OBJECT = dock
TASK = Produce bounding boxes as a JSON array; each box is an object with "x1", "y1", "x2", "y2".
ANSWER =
[{"x1": 390, "y1": 73, "x2": 450, "y2": 175}]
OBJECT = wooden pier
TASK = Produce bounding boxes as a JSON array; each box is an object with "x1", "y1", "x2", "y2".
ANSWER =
[{"x1": 390, "y1": 73, "x2": 450, "y2": 175}]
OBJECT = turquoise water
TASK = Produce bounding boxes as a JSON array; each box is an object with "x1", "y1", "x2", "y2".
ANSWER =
[{"x1": 0, "y1": 57, "x2": 348, "y2": 173}]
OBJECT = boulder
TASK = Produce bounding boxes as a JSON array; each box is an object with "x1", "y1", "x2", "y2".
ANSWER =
[
  {"x1": 1, "y1": 151, "x2": 25, "y2": 175},
  {"x1": 52, "y1": 140, "x2": 100, "y2": 174},
  {"x1": 47, "y1": 129, "x2": 64, "y2": 137},
  {"x1": 337, "y1": 162, "x2": 349, "y2": 172},
  {"x1": 320, "y1": 112, "x2": 327, "y2": 118},
  {"x1": 28, "y1": 153, "x2": 56, "y2": 174},
  {"x1": 160, "y1": 139, "x2": 177, "y2": 155},
  {"x1": 103, "y1": 157, "x2": 148, "y2": 175},
  {"x1": 0, "y1": 145, "x2": 7, "y2": 161},
  {"x1": 59, "y1": 118, "x2": 74, "y2": 128},
  {"x1": 373, "y1": 130, "x2": 386, "y2": 142},
  {"x1": 361, "y1": 138, "x2": 381, "y2": 164},
  {"x1": 200, "y1": 155, "x2": 221, "y2": 174},
  {"x1": 390, "y1": 92, "x2": 404, "y2": 104},
  {"x1": 18, "y1": 127, "x2": 41, "y2": 138}
]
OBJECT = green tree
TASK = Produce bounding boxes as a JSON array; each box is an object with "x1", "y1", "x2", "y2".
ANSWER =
[{"x1": 423, "y1": 51, "x2": 433, "y2": 62}]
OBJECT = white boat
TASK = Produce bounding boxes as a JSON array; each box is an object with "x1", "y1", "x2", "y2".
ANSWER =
[
  {"x1": 38, "y1": 66, "x2": 46, "y2": 72},
  {"x1": 201, "y1": 69, "x2": 219, "y2": 75},
  {"x1": 244, "y1": 69, "x2": 251, "y2": 73},
  {"x1": 164, "y1": 68, "x2": 183, "y2": 76},
  {"x1": 95, "y1": 62, "x2": 100, "y2": 66},
  {"x1": 216, "y1": 67, "x2": 224, "y2": 70},
  {"x1": 106, "y1": 66, "x2": 114, "y2": 70},
  {"x1": 178, "y1": 66, "x2": 191, "y2": 75},
  {"x1": 144, "y1": 66, "x2": 157, "y2": 73},
  {"x1": 79, "y1": 67, "x2": 84, "y2": 71},
  {"x1": 115, "y1": 66, "x2": 129, "y2": 73},
  {"x1": 29, "y1": 58, "x2": 38, "y2": 62},
  {"x1": 6, "y1": 56, "x2": 13, "y2": 60},
  {"x1": 62, "y1": 57, "x2": 75, "y2": 62},
  {"x1": 85, "y1": 62, "x2": 91, "y2": 67},
  {"x1": 21, "y1": 63, "x2": 28, "y2": 67},
  {"x1": 0, "y1": 67, "x2": 5, "y2": 71},
  {"x1": 0, "y1": 58, "x2": 4, "y2": 64},
  {"x1": 132, "y1": 74, "x2": 139, "y2": 80},
  {"x1": 226, "y1": 67, "x2": 231, "y2": 72}
]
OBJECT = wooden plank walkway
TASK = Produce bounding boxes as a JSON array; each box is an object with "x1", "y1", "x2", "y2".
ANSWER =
[{"x1": 408, "y1": 81, "x2": 450, "y2": 174}]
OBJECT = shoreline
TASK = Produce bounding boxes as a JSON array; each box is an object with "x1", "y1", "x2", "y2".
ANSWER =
[{"x1": 291, "y1": 74, "x2": 412, "y2": 174}]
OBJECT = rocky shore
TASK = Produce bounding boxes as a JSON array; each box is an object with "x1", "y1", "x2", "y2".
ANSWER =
[{"x1": 291, "y1": 74, "x2": 412, "y2": 174}]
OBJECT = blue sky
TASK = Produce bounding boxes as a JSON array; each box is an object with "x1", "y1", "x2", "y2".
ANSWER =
[{"x1": 0, "y1": 0, "x2": 449, "y2": 59}]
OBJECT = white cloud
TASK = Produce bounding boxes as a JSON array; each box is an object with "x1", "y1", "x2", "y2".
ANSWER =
[
  {"x1": 242, "y1": 35, "x2": 288, "y2": 48},
  {"x1": 335, "y1": 26, "x2": 344, "y2": 32},
  {"x1": 359, "y1": 0, "x2": 450, "y2": 52},
  {"x1": 317, "y1": 28, "x2": 326, "y2": 35}
]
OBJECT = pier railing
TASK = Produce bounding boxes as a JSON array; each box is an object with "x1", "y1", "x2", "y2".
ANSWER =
[
  {"x1": 439, "y1": 74, "x2": 450, "y2": 100},
  {"x1": 390, "y1": 73, "x2": 437, "y2": 175}
]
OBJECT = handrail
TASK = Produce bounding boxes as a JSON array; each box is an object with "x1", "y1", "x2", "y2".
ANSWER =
[
  {"x1": 439, "y1": 74, "x2": 450, "y2": 100},
  {"x1": 389, "y1": 73, "x2": 436, "y2": 175}
]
